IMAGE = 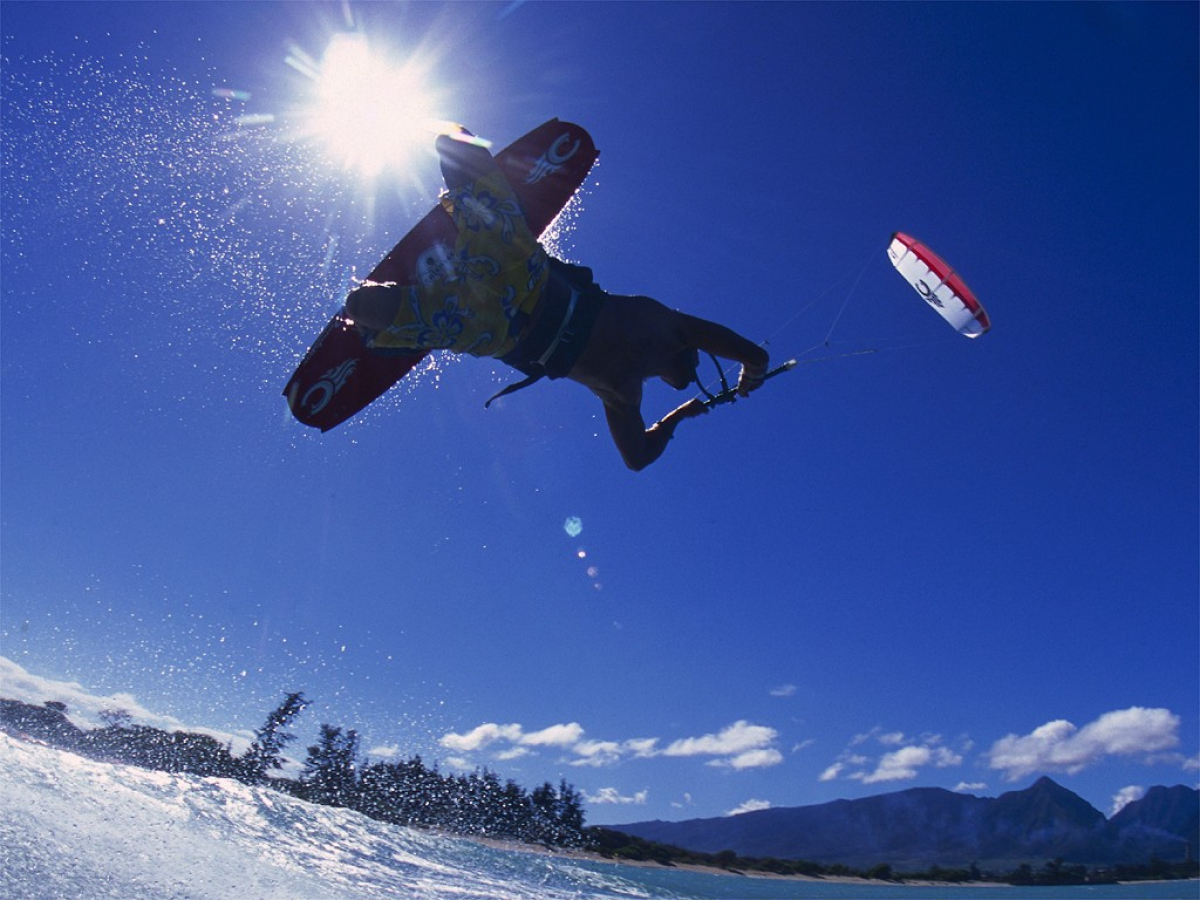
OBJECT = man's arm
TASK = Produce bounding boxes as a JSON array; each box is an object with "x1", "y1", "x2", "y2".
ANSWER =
[
  {"x1": 675, "y1": 313, "x2": 769, "y2": 395},
  {"x1": 603, "y1": 394, "x2": 709, "y2": 472}
]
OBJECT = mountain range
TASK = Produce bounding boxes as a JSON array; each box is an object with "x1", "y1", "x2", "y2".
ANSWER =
[{"x1": 611, "y1": 777, "x2": 1198, "y2": 870}]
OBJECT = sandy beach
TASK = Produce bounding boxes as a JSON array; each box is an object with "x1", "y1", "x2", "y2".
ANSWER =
[{"x1": 464, "y1": 835, "x2": 1007, "y2": 888}]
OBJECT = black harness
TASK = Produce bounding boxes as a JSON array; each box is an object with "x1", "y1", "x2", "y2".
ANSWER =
[{"x1": 487, "y1": 259, "x2": 606, "y2": 407}]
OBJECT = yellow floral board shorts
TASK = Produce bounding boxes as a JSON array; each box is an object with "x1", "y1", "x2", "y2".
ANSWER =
[{"x1": 367, "y1": 168, "x2": 550, "y2": 359}]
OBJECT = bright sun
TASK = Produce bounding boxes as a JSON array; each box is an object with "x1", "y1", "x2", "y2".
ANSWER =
[{"x1": 299, "y1": 33, "x2": 451, "y2": 178}]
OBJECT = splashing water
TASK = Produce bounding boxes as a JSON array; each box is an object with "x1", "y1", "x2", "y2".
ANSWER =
[
  {"x1": 0, "y1": 48, "x2": 446, "y2": 431},
  {"x1": 0, "y1": 735, "x2": 657, "y2": 900}
]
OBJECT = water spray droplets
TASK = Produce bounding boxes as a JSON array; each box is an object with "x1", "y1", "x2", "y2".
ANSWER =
[{"x1": 2, "y1": 50, "x2": 451, "y2": 424}]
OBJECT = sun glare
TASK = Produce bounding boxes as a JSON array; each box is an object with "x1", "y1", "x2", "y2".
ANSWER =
[{"x1": 300, "y1": 33, "x2": 449, "y2": 179}]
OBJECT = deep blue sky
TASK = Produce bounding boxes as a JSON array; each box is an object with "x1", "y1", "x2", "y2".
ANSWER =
[{"x1": 2, "y1": 1, "x2": 1196, "y2": 826}]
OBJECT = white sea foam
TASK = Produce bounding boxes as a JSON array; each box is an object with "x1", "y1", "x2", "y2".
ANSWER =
[{"x1": 0, "y1": 733, "x2": 646, "y2": 900}]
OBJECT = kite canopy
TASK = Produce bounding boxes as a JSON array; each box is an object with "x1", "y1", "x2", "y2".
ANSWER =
[{"x1": 887, "y1": 232, "x2": 990, "y2": 338}]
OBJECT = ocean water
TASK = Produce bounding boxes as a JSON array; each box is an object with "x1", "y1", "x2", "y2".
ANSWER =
[
  {"x1": 564, "y1": 862, "x2": 1199, "y2": 900},
  {"x1": 1, "y1": 734, "x2": 1194, "y2": 900}
]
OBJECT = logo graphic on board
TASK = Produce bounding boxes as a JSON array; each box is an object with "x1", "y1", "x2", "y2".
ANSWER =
[
  {"x1": 416, "y1": 243, "x2": 455, "y2": 286},
  {"x1": 526, "y1": 132, "x2": 580, "y2": 185},
  {"x1": 301, "y1": 358, "x2": 358, "y2": 415}
]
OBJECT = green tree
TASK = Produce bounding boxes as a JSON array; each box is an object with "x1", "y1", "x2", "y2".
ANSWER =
[
  {"x1": 301, "y1": 723, "x2": 359, "y2": 807},
  {"x1": 1009, "y1": 863, "x2": 1034, "y2": 885},
  {"x1": 242, "y1": 691, "x2": 307, "y2": 783},
  {"x1": 99, "y1": 708, "x2": 133, "y2": 729},
  {"x1": 867, "y1": 863, "x2": 894, "y2": 881},
  {"x1": 528, "y1": 782, "x2": 564, "y2": 845},
  {"x1": 713, "y1": 850, "x2": 739, "y2": 870},
  {"x1": 556, "y1": 779, "x2": 585, "y2": 846}
]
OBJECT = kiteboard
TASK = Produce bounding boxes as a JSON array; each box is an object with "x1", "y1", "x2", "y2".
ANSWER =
[{"x1": 283, "y1": 119, "x2": 599, "y2": 432}]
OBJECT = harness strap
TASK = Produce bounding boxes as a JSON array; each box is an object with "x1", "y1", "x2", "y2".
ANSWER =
[
  {"x1": 487, "y1": 263, "x2": 605, "y2": 407},
  {"x1": 486, "y1": 286, "x2": 585, "y2": 408},
  {"x1": 534, "y1": 290, "x2": 579, "y2": 368},
  {"x1": 484, "y1": 371, "x2": 546, "y2": 408}
]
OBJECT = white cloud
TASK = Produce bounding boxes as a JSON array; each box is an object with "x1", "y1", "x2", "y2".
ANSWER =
[
  {"x1": 824, "y1": 731, "x2": 963, "y2": 786},
  {"x1": 850, "y1": 730, "x2": 873, "y2": 747},
  {"x1": 663, "y1": 721, "x2": 781, "y2": 769},
  {"x1": 366, "y1": 744, "x2": 400, "y2": 759},
  {"x1": 857, "y1": 745, "x2": 934, "y2": 784},
  {"x1": 440, "y1": 718, "x2": 782, "y2": 770},
  {"x1": 954, "y1": 781, "x2": 988, "y2": 794},
  {"x1": 855, "y1": 744, "x2": 961, "y2": 785},
  {"x1": 850, "y1": 727, "x2": 909, "y2": 747},
  {"x1": 570, "y1": 739, "x2": 623, "y2": 767},
  {"x1": 727, "y1": 798, "x2": 771, "y2": 816},
  {"x1": 624, "y1": 738, "x2": 659, "y2": 758},
  {"x1": 1110, "y1": 785, "x2": 1145, "y2": 817},
  {"x1": 0, "y1": 656, "x2": 252, "y2": 752},
  {"x1": 726, "y1": 748, "x2": 784, "y2": 770},
  {"x1": 987, "y1": 707, "x2": 1181, "y2": 781},
  {"x1": 439, "y1": 723, "x2": 523, "y2": 753},
  {"x1": 569, "y1": 737, "x2": 662, "y2": 768},
  {"x1": 769, "y1": 684, "x2": 797, "y2": 698},
  {"x1": 936, "y1": 746, "x2": 962, "y2": 767},
  {"x1": 440, "y1": 722, "x2": 585, "y2": 757},
  {"x1": 585, "y1": 787, "x2": 648, "y2": 806},
  {"x1": 521, "y1": 722, "x2": 584, "y2": 747}
]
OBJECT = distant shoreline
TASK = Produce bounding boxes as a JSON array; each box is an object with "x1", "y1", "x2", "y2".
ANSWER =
[
  {"x1": 467, "y1": 836, "x2": 1200, "y2": 891},
  {"x1": 464, "y1": 835, "x2": 1006, "y2": 888}
]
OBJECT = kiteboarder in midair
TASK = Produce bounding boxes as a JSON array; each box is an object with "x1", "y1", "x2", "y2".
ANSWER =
[{"x1": 346, "y1": 129, "x2": 769, "y2": 470}]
